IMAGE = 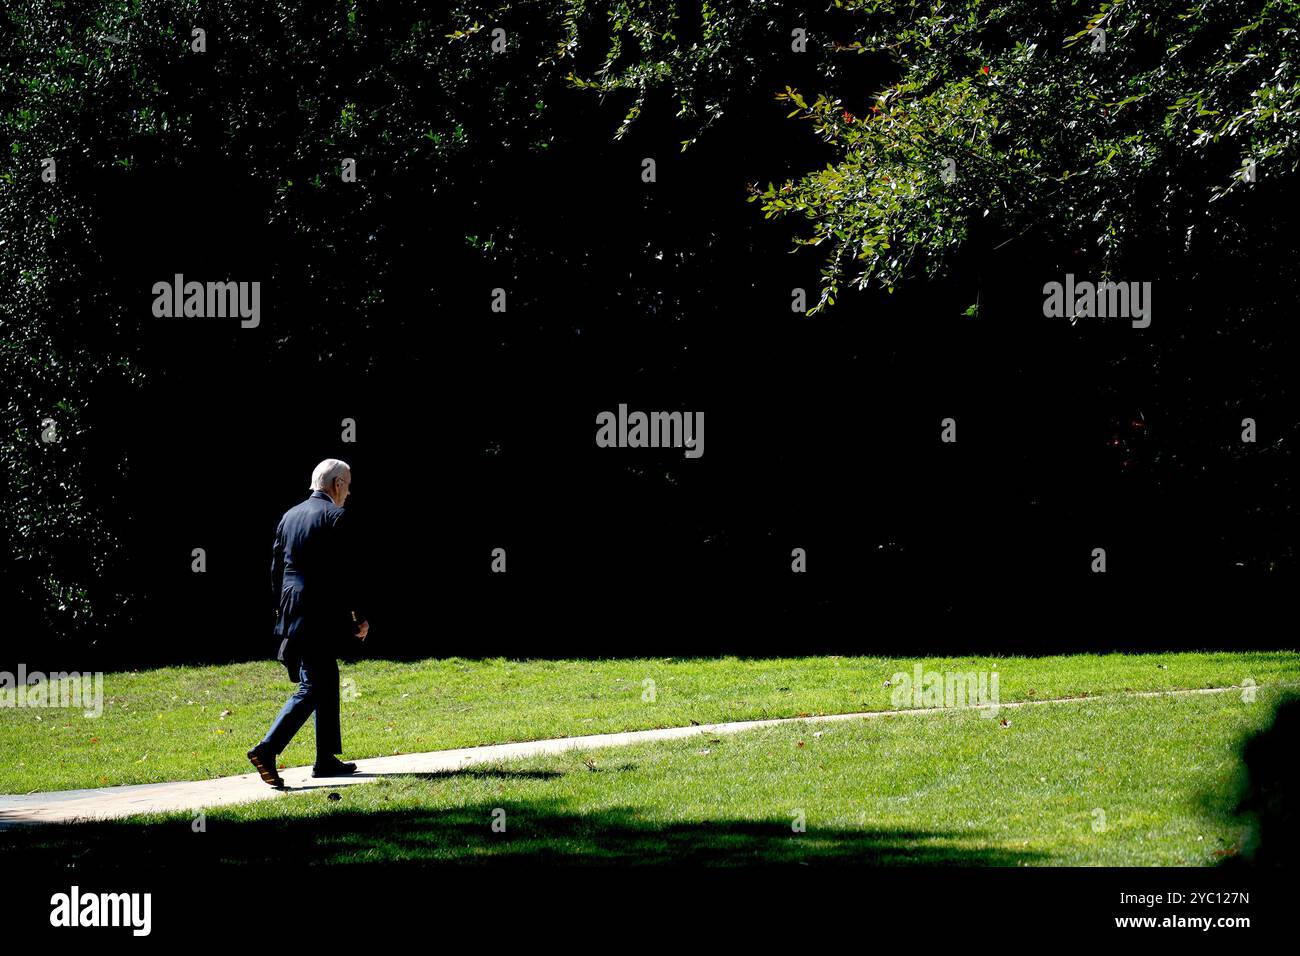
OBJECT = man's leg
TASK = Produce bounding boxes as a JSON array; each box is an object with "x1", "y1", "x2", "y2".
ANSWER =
[
  {"x1": 261, "y1": 659, "x2": 317, "y2": 756},
  {"x1": 311, "y1": 655, "x2": 342, "y2": 762}
]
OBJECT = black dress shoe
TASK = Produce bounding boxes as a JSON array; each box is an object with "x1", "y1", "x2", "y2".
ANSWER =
[
  {"x1": 247, "y1": 744, "x2": 285, "y2": 788},
  {"x1": 312, "y1": 758, "x2": 358, "y2": 778}
]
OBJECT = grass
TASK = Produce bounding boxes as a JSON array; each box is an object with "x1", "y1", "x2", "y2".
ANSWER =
[
  {"x1": 0, "y1": 651, "x2": 1296, "y2": 795},
  {"x1": 4, "y1": 686, "x2": 1289, "y2": 866}
]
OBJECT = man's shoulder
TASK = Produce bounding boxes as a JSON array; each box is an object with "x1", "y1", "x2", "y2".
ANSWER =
[
  {"x1": 281, "y1": 494, "x2": 342, "y2": 524},
  {"x1": 311, "y1": 496, "x2": 349, "y2": 527}
]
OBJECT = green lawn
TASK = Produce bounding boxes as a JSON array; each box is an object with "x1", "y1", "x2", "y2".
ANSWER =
[
  {"x1": 1, "y1": 651, "x2": 1296, "y2": 795},
  {"x1": 4, "y1": 686, "x2": 1288, "y2": 866}
]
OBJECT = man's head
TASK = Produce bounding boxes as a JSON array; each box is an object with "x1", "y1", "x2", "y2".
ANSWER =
[{"x1": 310, "y1": 458, "x2": 352, "y2": 507}]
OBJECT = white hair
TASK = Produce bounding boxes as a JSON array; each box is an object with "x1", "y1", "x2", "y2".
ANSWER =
[{"x1": 310, "y1": 458, "x2": 351, "y2": 492}]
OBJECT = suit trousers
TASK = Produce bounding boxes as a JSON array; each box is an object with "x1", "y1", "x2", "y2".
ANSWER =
[{"x1": 261, "y1": 653, "x2": 342, "y2": 761}]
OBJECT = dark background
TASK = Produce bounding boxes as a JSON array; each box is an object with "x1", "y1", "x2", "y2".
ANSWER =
[{"x1": 4, "y1": 4, "x2": 1293, "y2": 670}]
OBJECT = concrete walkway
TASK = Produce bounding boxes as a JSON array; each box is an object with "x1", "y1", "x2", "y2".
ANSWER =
[{"x1": 0, "y1": 684, "x2": 1266, "y2": 829}]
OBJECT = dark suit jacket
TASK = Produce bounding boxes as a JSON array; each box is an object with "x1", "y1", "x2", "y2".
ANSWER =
[{"x1": 272, "y1": 490, "x2": 366, "y2": 679}]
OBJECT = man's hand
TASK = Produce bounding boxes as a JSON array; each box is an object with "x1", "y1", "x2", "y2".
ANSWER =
[{"x1": 355, "y1": 619, "x2": 369, "y2": 641}]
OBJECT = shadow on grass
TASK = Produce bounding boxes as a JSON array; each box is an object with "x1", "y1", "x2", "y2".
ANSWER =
[
  {"x1": 1218, "y1": 692, "x2": 1300, "y2": 867},
  {"x1": 407, "y1": 768, "x2": 570, "y2": 780},
  {"x1": 1, "y1": 796, "x2": 1045, "y2": 866},
  {"x1": 275, "y1": 768, "x2": 570, "y2": 793}
]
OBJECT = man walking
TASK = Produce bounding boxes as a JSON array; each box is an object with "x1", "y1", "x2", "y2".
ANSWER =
[{"x1": 248, "y1": 459, "x2": 370, "y2": 787}]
